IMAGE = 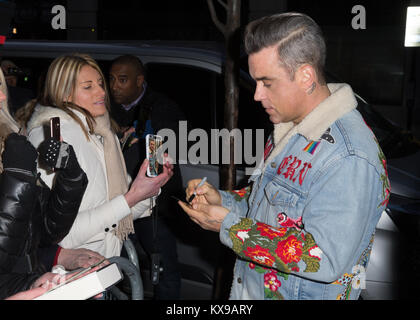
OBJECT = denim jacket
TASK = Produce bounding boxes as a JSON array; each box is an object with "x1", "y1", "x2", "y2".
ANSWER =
[{"x1": 219, "y1": 83, "x2": 390, "y2": 300}]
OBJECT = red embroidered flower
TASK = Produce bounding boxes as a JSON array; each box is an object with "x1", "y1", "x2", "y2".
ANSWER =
[
  {"x1": 244, "y1": 245, "x2": 275, "y2": 267},
  {"x1": 264, "y1": 272, "x2": 281, "y2": 292},
  {"x1": 381, "y1": 188, "x2": 390, "y2": 207},
  {"x1": 382, "y1": 159, "x2": 388, "y2": 176},
  {"x1": 232, "y1": 188, "x2": 247, "y2": 198},
  {"x1": 275, "y1": 235, "x2": 303, "y2": 265},
  {"x1": 249, "y1": 263, "x2": 256, "y2": 270},
  {"x1": 256, "y1": 222, "x2": 287, "y2": 240}
]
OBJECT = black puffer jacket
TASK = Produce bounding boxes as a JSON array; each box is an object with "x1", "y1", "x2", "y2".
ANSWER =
[{"x1": 0, "y1": 165, "x2": 88, "y2": 299}]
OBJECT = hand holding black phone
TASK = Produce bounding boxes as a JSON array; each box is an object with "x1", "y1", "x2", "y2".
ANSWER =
[
  {"x1": 50, "y1": 117, "x2": 60, "y2": 140},
  {"x1": 49, "y1": 117, "x2": 60, "y2": 171}
]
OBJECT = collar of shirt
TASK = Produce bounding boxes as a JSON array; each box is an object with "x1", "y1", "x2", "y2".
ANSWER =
[{"x1": 121, "y1": 82, "x2": 148, "y2": 111}]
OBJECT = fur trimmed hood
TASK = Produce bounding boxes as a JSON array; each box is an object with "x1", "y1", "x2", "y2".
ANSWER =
[
  {"x1": 264, "y1": 83, "x2": 357, "y2": 166},
  {"x1": 26, "y1": 104, "x2": 88, "y2": 134}
]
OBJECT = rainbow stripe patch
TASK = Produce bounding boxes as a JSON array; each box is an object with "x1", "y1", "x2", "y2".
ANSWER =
[{"x1": 303, "y1": 141, "x2": 321, "y2": 155}]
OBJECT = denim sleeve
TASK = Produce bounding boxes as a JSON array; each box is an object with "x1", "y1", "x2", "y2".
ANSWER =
[{"x1": 224, "y1": 155, "x2": 386, "y2": 283}]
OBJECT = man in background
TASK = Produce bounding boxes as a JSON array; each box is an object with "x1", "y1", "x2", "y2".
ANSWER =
[{"x1": 109, "y1": 55, "x2": 185, "y2": 299}]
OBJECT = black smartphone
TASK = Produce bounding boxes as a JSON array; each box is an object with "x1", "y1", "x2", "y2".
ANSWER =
[
  {"x1": 50, "y1": 117, "x2": 60, "y2": 140},
  {"x1": 49, "y1": 117, "x2": 60, "y2": 172}
]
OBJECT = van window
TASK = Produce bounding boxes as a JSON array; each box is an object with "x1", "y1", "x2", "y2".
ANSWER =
[
  {"x1": 0, "y1": 56, "x2": 51, "y2": 95},
  {"x1": 145, "y1": 63, "x2": 216, "y2": 132},
  {"x1": 145, "y1": 62, "x2": 273, "y2": 169}
]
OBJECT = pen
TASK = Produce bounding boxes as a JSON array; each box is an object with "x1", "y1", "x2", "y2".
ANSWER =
[{"x1": 188, "y1": 177, "x2": 207, "y2": 203}]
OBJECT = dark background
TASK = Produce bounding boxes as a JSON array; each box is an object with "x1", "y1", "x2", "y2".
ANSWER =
[{"x1": 4, "y1": 0, "x2": 419, "y2": 138}]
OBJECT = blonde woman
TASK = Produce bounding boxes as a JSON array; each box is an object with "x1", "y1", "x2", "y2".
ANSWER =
[
  {"x1": 21, "y1": 54, "x2": 173, "y2": 259},
  {"x1": 0, "y1": 68, "x2": 97, "y2": 299}
]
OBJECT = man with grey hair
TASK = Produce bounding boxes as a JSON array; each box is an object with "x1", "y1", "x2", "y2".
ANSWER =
[{"x1": 179, "y1": 12, "x2": 389, "y2": 300}]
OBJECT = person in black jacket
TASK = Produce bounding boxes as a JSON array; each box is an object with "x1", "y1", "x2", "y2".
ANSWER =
[
  {"x1": 0, "y1": 71, "x2": 92, "y2": 299},
  {"x1": 109, "y1": 55, "x2": 185, "y2": 299}
]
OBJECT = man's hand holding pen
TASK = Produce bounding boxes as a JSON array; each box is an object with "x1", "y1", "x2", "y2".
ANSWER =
[{"x1": 177, "y1": 178, "x2": 229, "y2": 232}]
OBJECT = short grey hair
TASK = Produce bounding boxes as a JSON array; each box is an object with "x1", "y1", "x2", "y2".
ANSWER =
[{"x1": 244, "y1": 12, "x2": 326, "y2": 83}]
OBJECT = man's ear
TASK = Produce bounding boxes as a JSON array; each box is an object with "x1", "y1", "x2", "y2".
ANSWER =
[
  {"x1": 136, "y1": 74, "x2": 144, "y2": 88},
  {"x1": 296, "y1": 64, "x2": 317, "y2": 92}
]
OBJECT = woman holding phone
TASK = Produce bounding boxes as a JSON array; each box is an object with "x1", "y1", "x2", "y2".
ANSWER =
[
  {"x1": 20, "y1": 53, "x2": 173, "y2": 259},
  {"x1": 0, "y1": 68, "x2": 93, "y2": 299}
]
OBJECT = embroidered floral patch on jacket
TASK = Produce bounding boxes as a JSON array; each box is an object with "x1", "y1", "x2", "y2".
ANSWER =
[
  {"x1": 228, "y1": 186, "x2": 251, "y2": 202},
  {"x1": 377, "y1": 144, "x2": 390, "y2": 208},
  {"x1": 229, "y1": 218, "x2": 322, "y2": 274},
  {"x1": 333, "y1": 234, "x2": 375, "y2": 300},
  {"x1": 247, "y1": 262, "x2": 286, "y2": 300}
]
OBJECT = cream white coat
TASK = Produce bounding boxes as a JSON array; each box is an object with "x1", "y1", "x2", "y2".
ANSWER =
[{"x1": 27, "y1": 104, "x2": 151, "y2": 258}]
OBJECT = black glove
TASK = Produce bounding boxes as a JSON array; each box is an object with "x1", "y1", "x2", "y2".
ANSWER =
[
  {"x1": 2, "y1": 133, "x2": 38, "y2": 176},
  {"x1": 38, "y1": 137, "x2": 83, "y2": 179}
]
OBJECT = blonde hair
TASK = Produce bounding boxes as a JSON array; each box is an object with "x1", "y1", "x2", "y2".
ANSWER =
[
  {"x1": 0, "y1": 68, "x2": 20, "y2": 173},
  {"x1": 18, "y1": 53, "x2": 117, "y2": 139},
  {"x1": 0, "y1": 68, "x2": 20, "y2": 133}
]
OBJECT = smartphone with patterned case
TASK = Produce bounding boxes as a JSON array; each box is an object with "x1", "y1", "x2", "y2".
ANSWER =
[{"x1": 146, "y1": 134, "x2": 163, "y2": 177}]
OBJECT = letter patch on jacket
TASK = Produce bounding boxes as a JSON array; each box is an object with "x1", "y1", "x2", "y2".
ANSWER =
[{"x1": 277, "y1": 155, "x2": 312, "y2": 186}]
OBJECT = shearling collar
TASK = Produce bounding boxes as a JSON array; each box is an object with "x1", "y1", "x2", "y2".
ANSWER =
[
  {"x1": 26, "y1": 104, "x2": 89, "y2": 134},
  {"x1": 265, "y1": 83, "x2": 357, "y2": 166}
]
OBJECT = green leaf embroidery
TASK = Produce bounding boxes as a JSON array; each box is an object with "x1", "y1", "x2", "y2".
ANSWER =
[
  {"x1": 273, "y1": 255, "x2": 291, "y2": 274},
  {"x1": 301, "y1": 254, "x2": 320, "y2": 273},
  {"x1": 229, "y1": 218, "x2": 253, "y2": 254},
  {"x1": 253, "y1": 264, "x2": 267, "y2": 274},
  {"x1": 264, "y1": 288, "x2": 274, "y2": 299},
  {"x1": 263, "y1": 288, "x2": 285, "y2": 300},
  {"x1": 302, "y1": 233, "x2": 316, "y2": 252},
  {"x1": 273, "y1": 291, "x2": 285, "y2": 300},
  {"x1": 278, "y1": 272, "x2": 289, "y2": 281}
]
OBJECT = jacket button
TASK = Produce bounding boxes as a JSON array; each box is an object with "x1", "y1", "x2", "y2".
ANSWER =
[
  {"x1": 105, "y1": 228, "x2": 109, "y2": 232},
  {"x1": 271, "y1": 162, "x2": 277, "y2": 168},
  {"x1": 112, "y1": 224, "x2": 117, "y2": 228},
  {"x1": 237, "y1": 277, "x2": 242, "y2": 284}
]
